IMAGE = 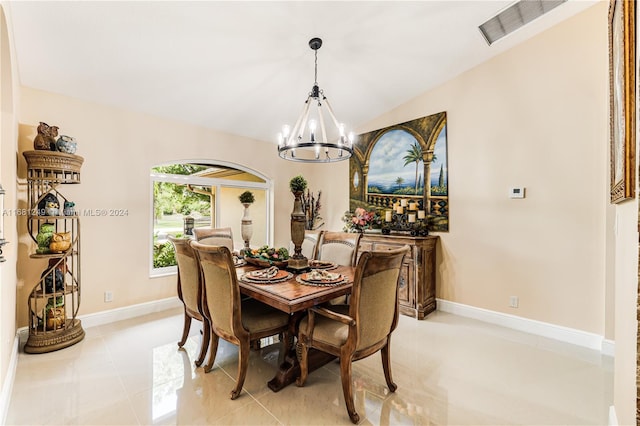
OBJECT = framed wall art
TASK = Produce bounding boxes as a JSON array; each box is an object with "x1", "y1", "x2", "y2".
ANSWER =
[
  {"x1": 349, "y1": 111, "x2": 449, "y2": 232},
  {"x1": 608, "y1": 0, "x2": 635, "y2": 203}
]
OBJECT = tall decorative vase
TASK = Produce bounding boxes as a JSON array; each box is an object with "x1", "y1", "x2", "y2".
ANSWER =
[
  {"x1": 241, "y1": 203, "x2": 253, "y2": 257},
  {"x1": 288, "y1": 190, "x2": 309, "y2": 272}
]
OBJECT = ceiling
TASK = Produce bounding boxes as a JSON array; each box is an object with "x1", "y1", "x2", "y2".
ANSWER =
[{"x1": 6, "y1": 1, "x2": 597, "y2": 144}]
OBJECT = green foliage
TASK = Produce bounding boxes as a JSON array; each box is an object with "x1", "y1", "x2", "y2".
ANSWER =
[
  {"x1": 368, "y1": 186, "x2": 382, "y2": 193},
  {"x1": 153, "y1": 181, "x2": 210, "y2": 219},
  {"x1": 153, "y1": 237, "x2": 177, "y2": 268},
  {"x1": 152, "y1": 164, "x2": 208, "y2": 175},
  {"x1": 247, "y1": 245, "x2": 290, "y2": 262},
  {"x1": 289, "y1": 175, "x2": 308, "y2": 193},
  {"x1": 239, "y1": 191, "x2": 255, "y2": 204}
]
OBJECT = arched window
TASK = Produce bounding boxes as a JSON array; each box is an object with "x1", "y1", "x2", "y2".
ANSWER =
[{"x1": 150, "y1": 160, "x2": 271, "y2": 276}]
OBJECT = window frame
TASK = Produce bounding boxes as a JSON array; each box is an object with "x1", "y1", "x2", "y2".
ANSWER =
[{"x1": 149, "y1": 160, "x2": 272, "y2": 277}]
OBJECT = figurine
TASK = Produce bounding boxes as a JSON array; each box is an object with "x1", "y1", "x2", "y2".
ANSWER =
[
  {"x1": 37, "y1": 193, "x2": 59, "y2": 216},
  {"x1": 36, "y1": 223, "x2": 55, "y2": 254},
  {"x1": 49, "y1": 232, "x2": 71, "y2": 253},
  {"x1": 63, "y1": 201, "x2": 75, "y2": 216},
  {"x1": 33, "y1": 122, "x2": 59, "y2": 151},
  {"x1": 41, "y1": 268, "x2": 64, "y2": 293}
]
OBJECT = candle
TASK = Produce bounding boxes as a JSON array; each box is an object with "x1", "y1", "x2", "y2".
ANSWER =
[
  {"x1": 385, "y1": 211, "x2": 392, "y2": 222},
  {"x1": 418, "y1": 210, "x2": 425, "y2": 219},
  {"x1": 400, "y1": 199, "x2": 407, "y2": 207},
  {"x1": 396, "y1": 205, "x2": 404, "y2": 214},
  {"x1": 409, "y1": 202, "x2": 417, "y2": 211},
  {"x1": 408, "y1": 213, "x2": 416, "y2": 223}
]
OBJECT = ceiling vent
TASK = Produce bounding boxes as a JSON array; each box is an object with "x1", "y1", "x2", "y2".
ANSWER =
[{"x1": 479, "y1": 0, "x2": 567, "y2": 45}]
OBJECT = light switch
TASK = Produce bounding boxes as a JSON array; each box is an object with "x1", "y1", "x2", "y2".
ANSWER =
[{"x1": 509, "y1": 187, "x2": 525, "y2": 199}]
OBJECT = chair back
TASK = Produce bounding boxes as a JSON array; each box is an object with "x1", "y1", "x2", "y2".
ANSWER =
[
  {"x1": 168, "y1": 235, "x2": 201, "y2": 314},
  {"x1": 193, "y1": 227, "x2": 234, "y2": 251},
  {"x1": 350, "y1": 246, "x2": 409, "y2": 351},
  {"x1": 290, "y1": 230, "x2": 323, "y2": 260},
  {"x1": 190, "y1": 241, "x2": 241, "y2": 337},
  {"x1": 316, "y1": 231, "x2": 361, "y2": 266}
]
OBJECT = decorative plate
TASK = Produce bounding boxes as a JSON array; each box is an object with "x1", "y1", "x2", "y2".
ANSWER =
[
  {"x1": 241, "y1": 269, "x2": 292, "y2": 285},
  {"x1": 296, "y1": 270, "x2": 345, "y2": 287},
  {"x1": 308, "y1": 260, "x2": 337, "y2": 270}
]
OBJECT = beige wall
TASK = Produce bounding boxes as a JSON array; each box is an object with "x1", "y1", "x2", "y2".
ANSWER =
[
  {"x1": 348, "y1": 3, "x2": 610, "y2": 335},
  {"x1": 16, "y1": 87, "x2": 334, "y2": 326}
]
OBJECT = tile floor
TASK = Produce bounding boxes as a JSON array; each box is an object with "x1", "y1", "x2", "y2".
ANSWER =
[{"x1": 6, "y1": 308, "x2": 613, "y2": 425}]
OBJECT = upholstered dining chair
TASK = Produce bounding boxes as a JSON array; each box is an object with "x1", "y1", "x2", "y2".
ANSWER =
[
  {"x1": 316, "y1": 231, "x2": 361, "y2": 304},
  {"x1": 296, "y1": 245, "x2": 410, "y2": 424},
  {"x1": 316, "y1": 231, "x2": 361, "y2": 266},
  {"x1": 192, "y1": 227, "x2": 234, "y2": 251},
  {"x1": 190, "y1": 241, "x2": 292, "y2": 400},
  {"x1": 168, "y1": 236, "x2": 209, "y2": 367}
]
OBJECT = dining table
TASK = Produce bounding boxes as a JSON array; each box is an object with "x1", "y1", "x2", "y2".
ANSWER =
[{"x1": 235, "y1": 262, "x2": 356, "y2": 392}]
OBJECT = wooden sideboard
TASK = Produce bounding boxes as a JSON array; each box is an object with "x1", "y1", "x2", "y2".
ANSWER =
[{"x1": 358, "y1": 233, "x2": 438, "y2": 320}]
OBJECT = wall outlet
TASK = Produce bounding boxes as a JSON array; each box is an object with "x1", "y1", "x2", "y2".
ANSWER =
[
  {"x1": 509, "y1": 296, "x2": 519, "y2": 308},
  {"x1": 104, "y1": 291, "x2": 113, "y2": 303}
]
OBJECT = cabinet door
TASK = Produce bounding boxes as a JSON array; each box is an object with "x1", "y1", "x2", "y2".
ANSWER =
[{"x1": 398, "y1": 259, "x2": 414, "y2": 307}]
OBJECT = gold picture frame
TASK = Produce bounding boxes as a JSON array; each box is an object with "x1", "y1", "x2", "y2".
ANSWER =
[{"x1": 609, "y1": 0, "x2": 636, "y2": 203}]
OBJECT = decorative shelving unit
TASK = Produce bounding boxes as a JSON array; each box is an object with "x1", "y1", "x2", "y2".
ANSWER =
[{"x1": 23, "y1": 150, "x2": 84, "y2": 353}]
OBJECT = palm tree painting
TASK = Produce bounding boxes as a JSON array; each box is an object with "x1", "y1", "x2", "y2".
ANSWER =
[
  {"x1": 403, "y1": 142, "x2": 422, "y2": 194},
  {"x1": 367, "y1": 130, "x2": 423, "y2": 195},
  {"x1": 349, "y1": 111, "x2": 448, "y2": 231}
]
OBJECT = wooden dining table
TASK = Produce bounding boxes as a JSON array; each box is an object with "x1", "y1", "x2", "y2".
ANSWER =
[{"x1": 235, "y1": 263, "x2": 356, "y2": 392}]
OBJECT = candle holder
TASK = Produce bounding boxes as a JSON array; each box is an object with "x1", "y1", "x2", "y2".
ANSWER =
[{"x1": 382, "y1": 198, "x2": 429, "y2": 236}]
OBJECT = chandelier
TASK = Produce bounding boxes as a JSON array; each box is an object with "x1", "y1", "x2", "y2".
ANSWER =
[{"x1": 278, "y1": 37, "x2": 354, "y2": 163}]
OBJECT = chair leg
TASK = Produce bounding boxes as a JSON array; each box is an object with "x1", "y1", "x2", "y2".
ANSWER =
[
  {"x1": 381, "y1": 341, "x2": 397, "y2": 392},
  {"x1": 177, "y1": 312, "x2": 191, "y2": 347},
  {"x1": 339, "y1": 353, "x2": 359, "y2": 424},
  {"x1": 203, "y1": 332, "x2": 219, "y2": 373},
  {"x1": 231, "y1": 341, "x2": 250, "y2": 400},
  {"x1": 295, "y1": 339, "x2": 308, "y2": 387},
  {"x1": 195, "y1": 318, "x2": 210, "y2": 367}
]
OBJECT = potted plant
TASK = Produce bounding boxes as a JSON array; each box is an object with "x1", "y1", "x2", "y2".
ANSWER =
[
  {"x1": 289, "y1": 175, "x2": 308, "y2": 194},
  {"x1": 238, "y1": 191, "x2": 255, "y2": 256},
  {"x1": 238, "y1": 190, "x2": 255, "y2": 204}
]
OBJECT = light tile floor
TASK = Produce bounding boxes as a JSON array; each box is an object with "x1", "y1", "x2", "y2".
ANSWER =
[{"x1": 6, "y1": 308, "x2": 613, "y2": 425}]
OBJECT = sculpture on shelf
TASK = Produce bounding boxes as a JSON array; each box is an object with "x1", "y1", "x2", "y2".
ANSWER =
[
  {"x1": 33, "y1": 122, "x2": 59, "y2": 151},
  {"x1": 56, "y1": 135, "x2": 77, "y2": 154},
  {"x1": 49, "y1": 232, "x2": 71, "y2": 253},
  {"x1": 36, "y1": 223, "x2": 55, "y2": 254},
  {"x1": 63, "y1": 201, "x2": 75, "y2": 216},
  {"x1": 38, "y1": 193, "x2": 59, "y2": 216},
  {"x1": 44, "y1": 296, "x2": 65, "y2": 330},
  {"x1": 41, "y1": 268, "x2": 65, "y2": 293}
]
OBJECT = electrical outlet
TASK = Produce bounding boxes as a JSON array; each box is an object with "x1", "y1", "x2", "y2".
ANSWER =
[
  {"x1": 104, "y1": 291, "x2": 113, "y2": 303},
  {"x1": 509, "y1": 296, "x2": 519, "y2": 308}
]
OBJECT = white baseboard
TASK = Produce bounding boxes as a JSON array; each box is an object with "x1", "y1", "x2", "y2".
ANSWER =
[
  {"x1": 0, "y1": 335, "x2": 19, "y2": 425},
  {"x1": 79, "y1": 297, "x2": 182, "y2": 329},
  {"x1": 608, "y1": 405, "x2": 618, "y2": 425},
  {"x1": 437, "y1": 298, "x2": 612, "y2": 353},
  {"x1": 601, "y1": 339, "x2": 615, "y2": 357}
]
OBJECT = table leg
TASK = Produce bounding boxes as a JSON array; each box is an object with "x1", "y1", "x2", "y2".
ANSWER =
[
  {"x1": 268, "y1": 346, "x2": 336, "y2": 392},
  {"x1": 267, "y1": 312, "x2": 336, "y2": 392}
]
